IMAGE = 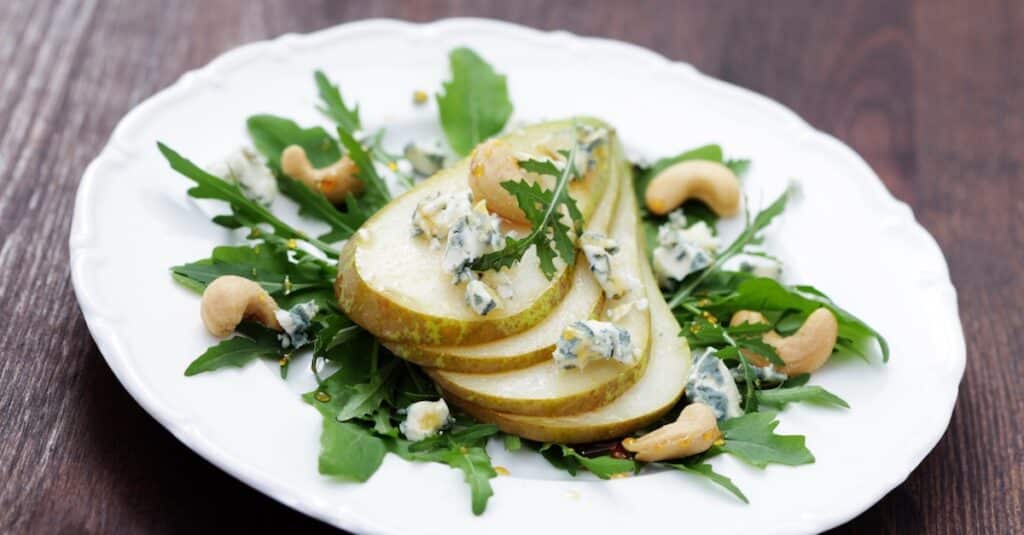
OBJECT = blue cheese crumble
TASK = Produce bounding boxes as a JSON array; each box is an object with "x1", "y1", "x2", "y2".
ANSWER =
[
  {"x1": 274, "y1": 300, "x2": 319, "y2": 349},
  {"x1": 652, "y1": 211, "x2": 720, "y2": 288},
  {"x1": 404, "y1": 141, "x2": 449, "y2": 177},
  {"x1": 208, "y1": 147, "x2": 277, "y2": 205},
  {"x1": 465, "y1": 279, "x2": 501, "y2": 316},
  {"x1": 411, "y1": 190, "x2": 474, "y2": 244},
  {"x1": 580, "y1": 232, "x2": 633, "y2": 299},
  {"x1": 686, "y1": 348, "x2": 743, "y2": 421},
  {"x1": 736, "y1": 256, "x2": 783, "y2": 280},
  {"x1": 399, "y1": 399, "x2": 452, "y2": 441},
  {"x1": 442, "y1": 200, "x2": 505, "y2": 284},
  {"x1": 553, "y1": 320, "x2": 637, "y2": 370},
  {"x1": 732, "y1": 364, "x2": 788, "y2": 384},
  {"x1": 411, "y1": 190, "x2": 507, "y2": 314}
]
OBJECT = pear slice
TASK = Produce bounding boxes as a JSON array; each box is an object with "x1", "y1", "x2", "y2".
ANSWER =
[
  {"x1": 426, "y1": 172, "x2": 651, "y2": 416},
  {"x1": 336, "y1": 118, "x2": 621, "y2": 346},
  {"x1": 384, "y1": 256, "x2": 604, "y2": 373},
  {"x1": 444, "y1": 250, "x2": 692, "y2": 443},
  {"x1": 382, "y1": 156, "x2": 623, "y2": 372}
]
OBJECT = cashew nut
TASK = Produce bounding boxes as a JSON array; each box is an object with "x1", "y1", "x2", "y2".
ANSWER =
[
  {"x1": 644, "y1": 160, "x2": 741, "y2": 216},
  {"x1": 621, "y1": 403, "x2": 721, "y2": 462},
  {"x1": 729, "y1": 308, "x2": 839, "y2": 375},
  {"x1": 468, "y1": 139, "x2": 533, "y2": 225},
  {"x1": 200, "y1": 275, "x2": 281, "y2": 337},
  {"x1": 281, "y1": 145, "x2": 362, "y2": 203}
]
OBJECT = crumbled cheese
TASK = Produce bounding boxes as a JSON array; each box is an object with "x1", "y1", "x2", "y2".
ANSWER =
[
  {"x1": 207, "y1": 147, "x2": 277, "y2": 205},
  {"x1": 396, "y1": 159, "x2": 413, "y2": 175},
  {"x1": 725, "y1": 255, "x2": 784, "y2": 280},
  {"x1": 441, "y1": 200, "x2": 504, "y2": 284},
  {"x1": 652, "y1": 211, "x2": 720, "y2": 288},
  {"x1": 404, "y1": 141, "x2": 448, "y2": 176},
  {"x1": 553, "y1": 320, "x2": 637, "y2": 370},
  {"x1": 731, "y1": 364, "x2": 788, "y2": 384},
  {"x1": 580, "y1": 232, "x2": 634, "y2": 299},
  {"x1": 575, "y1": 124, "x2": 608, "y2": 176},
  {"x1": 411, "y1": 190, "x2": 474, "y2": 240},
  {"x1": 274, "y1": 300, "x2": 319, "y2": 349},
  {"x1": 686, "y1": 348, "x2": 744, "y2": 421},
  {"x1": 481, "y1": 270, "x2": 516, "y2": 300},
  {"x1": 465, "y1": 279, "x2": 500, "y2": 316},
  {"x1": 399, "y1": 399, "x2": 452, "y2": 441}
]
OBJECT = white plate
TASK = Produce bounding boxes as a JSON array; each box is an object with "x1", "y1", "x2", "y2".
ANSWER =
[{"x1": 70, "y1": 18, "x2": 965, "y2": 535}]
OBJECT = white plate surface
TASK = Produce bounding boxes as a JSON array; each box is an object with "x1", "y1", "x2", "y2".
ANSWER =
[{"x1": 70, "y1": 18, "x2": 965, "y2": 535}]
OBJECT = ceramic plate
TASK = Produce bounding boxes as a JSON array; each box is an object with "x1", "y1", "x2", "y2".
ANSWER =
[{"x1": 70, "y1": 18, "x2": 965, "y2": 535}]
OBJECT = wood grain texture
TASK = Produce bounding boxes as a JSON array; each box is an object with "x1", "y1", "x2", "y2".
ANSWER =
[{"x1": 1, "y1": 0, "x2": 1021, "y2": 533}]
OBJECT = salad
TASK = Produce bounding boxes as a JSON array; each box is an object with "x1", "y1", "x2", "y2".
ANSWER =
[{"x1": 160, "y1": 47, "x2": 888, "y2": 514}]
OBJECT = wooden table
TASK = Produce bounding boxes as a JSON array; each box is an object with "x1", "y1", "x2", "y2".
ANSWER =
[{"x1": 1, "y1": 1, "x2": 1020, "y2": 533}]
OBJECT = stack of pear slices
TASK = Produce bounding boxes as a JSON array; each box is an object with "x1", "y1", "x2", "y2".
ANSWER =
[{"x1": 336, "y1": 118, "x2": 692, "y2": 443}]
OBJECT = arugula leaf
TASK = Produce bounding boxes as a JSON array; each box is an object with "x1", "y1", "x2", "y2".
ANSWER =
[
  {"x1": 442, "y1": 446, "x2": 497, "y2": 515},
  {"x1": 336, "y1": 127, "x2": 391, "y2": 208},
  {"x1": 436, "y1": 47, "x2": 513, "y2": 155},
  {"x1": 245, "y1": 115, "x2": 375, "y2": 241},
  {"x1": 275, "y1": 176, "x2": 364, "y2": 242},
  {"x1": 708, "y1": 278, "x2": 889, "y2": 362},
  {"x1": 171, "y1": 244, "x2": 333, "y2": 297},
  {"x1": 793, "y1": 284, "x2": 890, "y2": 362},
  {"x1": 725, "y1": 158, "x2": 751, "y2": 176},
  {"x1": 783, "y1": 373, "x2": 811, "y2": 387},
  {"x1": 471, "y1": 149, "x2": 584, "y2": 278},
  {"x1": 664, "y1": 461, "x2": 749, "y2": 503},
  {"x1": 184, "y1": 323, "x2": 282, "y2": 376},
  {"x1": 538, "y1": 444, "x2": 638, "y2": 479},
  {"x1": 503, "y1": 434, "x2": 522, "y2": 451},
  {"x1": 718, "y1": 412, "x2": 815, "y2": 468},
  {"x1": 246, "y1": 115, "x2": 341, "y2": 170},
  {"x1": 313, "y1": 314, "x2": 366, "y2": 361},
  {"x1": 560, "y1": 446, "x2": 637, "y2": 479},
  {"x1": 757, "y1": 385, "x2": 849, "y2": 409},
  {"x1": 157, "y1": 142, "x2": 338, "y2": 257},
  {"x1": 318, "y1": 418, "x2": 387, "y2": 482},
  {"x1": 314, "y1": 70, "x2": 361, "y2": 132},
  {"x1": 335, "y1": 361, "x2": 398, "y2": 422},
  {"x1": 668, "y1": 190, "x2": 789, "y2": 308},
  {"x1": 684, "y1": 318, "x2": 784, "y2": 368}
]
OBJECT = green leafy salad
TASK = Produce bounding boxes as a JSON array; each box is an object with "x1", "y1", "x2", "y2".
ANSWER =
[{"x1": 160, "y1": 47, "x2": 887, "y2": 514}]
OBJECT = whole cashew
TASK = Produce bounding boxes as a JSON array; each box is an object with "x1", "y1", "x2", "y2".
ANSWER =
[
  {"x1": 468, "y1": 139, "x2": 533, "y2": 225},
  {"x1": 729, "y1": 308, "x2": 839, "y2": 375},
  {"x1": 644, "y1": 160, "x2": 741, "y2": 216},
  {"x1": 281, "y1": 145, "x2": 362, "y2": 204},
  {"x1": 200, "y1": 275, "x2": 281, "y2": 337},
  {"x1": 621, "y1": 403, "x2": 721, "y2": 462}
]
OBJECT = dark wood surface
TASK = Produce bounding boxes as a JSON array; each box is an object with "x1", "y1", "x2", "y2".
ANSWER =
[{"x1": 1, "y1": 1, "x2": 1021, "y2": 533}]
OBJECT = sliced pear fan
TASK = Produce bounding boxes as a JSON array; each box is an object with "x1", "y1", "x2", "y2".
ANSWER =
[
  {"x1": 384, "y1": 154, "x2": 623, "y2": 372},
  {"x1": 427, "y1": 171, "x2": 651, "y2": 416},
  {"x1": 335, "y1": 118, "x2": 617, "y2": 346},
  {"x1": 444, "y1": 249, "x2": 692, "y2": 443}
]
